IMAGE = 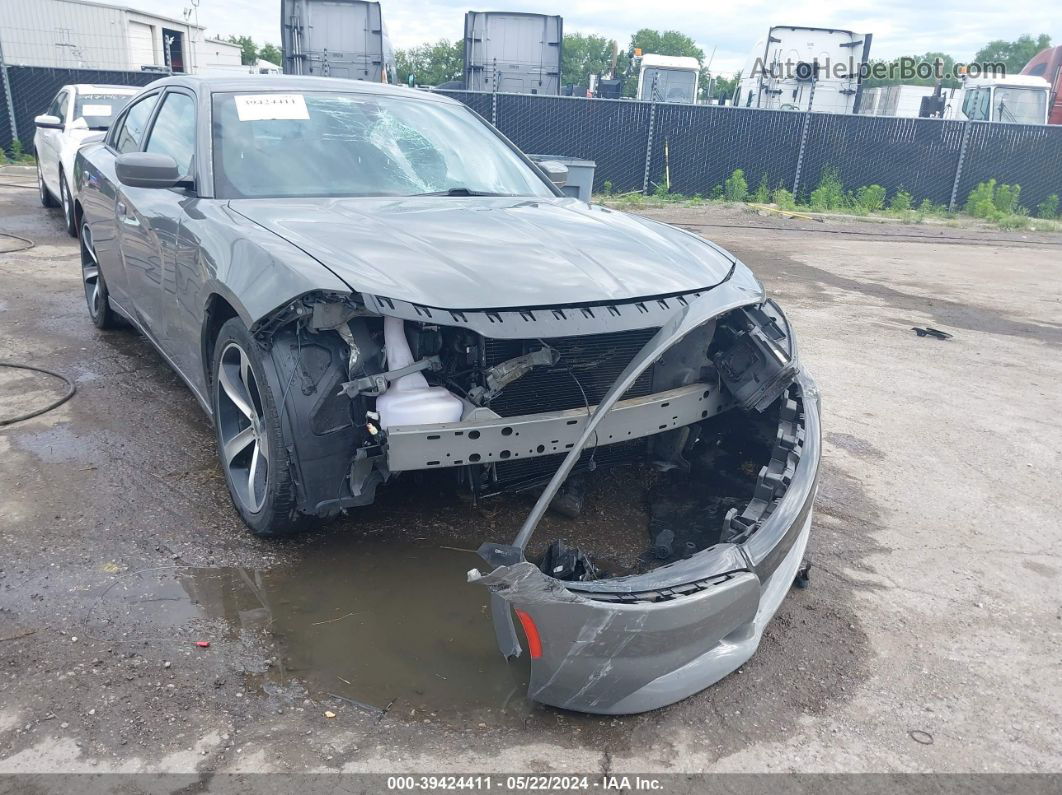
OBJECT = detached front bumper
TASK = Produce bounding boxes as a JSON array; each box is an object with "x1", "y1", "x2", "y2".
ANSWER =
[{"x1": 470, "y1": 371, "x2": 820, "y2": 714}]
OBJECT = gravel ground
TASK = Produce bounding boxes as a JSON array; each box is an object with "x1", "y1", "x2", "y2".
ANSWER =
[{"x1": 1, "y1": 173, "x2": 1060, "y2": 775}]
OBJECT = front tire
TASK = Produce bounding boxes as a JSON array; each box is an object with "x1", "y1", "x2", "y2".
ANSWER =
[
  {"x1": 60, "y1": 172, "x2": 77, "y2": 237},
  {"x1": 211, "y1": 318, "x2": 308, "y2": 537},
  {"x1": 37, "y1": 159, "x2": 59, "y2": 208},
  {"x1": 80, "y1": 221, "x2": 118, "y2": 329}
]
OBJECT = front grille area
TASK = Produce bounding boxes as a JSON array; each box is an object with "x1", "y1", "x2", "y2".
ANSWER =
[
  {"x1": 483, "y1": 328, "x2": 659, "y2": 416},
  {"x1": 482, "y1": 328, "x2": 659, "y2": 491}
]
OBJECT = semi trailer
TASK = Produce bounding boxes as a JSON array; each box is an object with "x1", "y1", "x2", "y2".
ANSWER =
[
  {"x1": 464, "y1": 11, "x2": 562, "y2": 94},
  {"x1": 281, "y1": 0, "x2": 396, "y2": 83}
]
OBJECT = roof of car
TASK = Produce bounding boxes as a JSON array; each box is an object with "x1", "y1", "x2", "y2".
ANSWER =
[
  {"x1": 67, "y1": 84, "x2": 141, "y2": 94},
  {"x1": 141, "y1": 75, "x2": 459, "y2": 104}
]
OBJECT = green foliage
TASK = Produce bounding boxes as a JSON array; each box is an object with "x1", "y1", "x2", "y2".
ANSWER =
[
  {"x1": 918, "y1": 198, "x2": 946, "y2": 216},
  {"x1": 653, "y1": 175, "x2": 670, "y2": 198},
  {"x1": 258, "y1": 43, "x2": 282, "y2": 66},
  {"x1": 808, "y1": 166, "x2": 846, "y2": 211},
  {"x1": 724, "y1": 169, "x2": 747, "y2": 202},
  {"x1": 10, "y1": 139, "x2": 29, "y2": 163},
  {"x1": 225, "y1": 35, "x2": 258, "y2": 66},
  {"x1": 772, "y1": 187, "x2": 795, "y2": 209},
  {"x1": 626, "y1": 29, "x2": 705, "y2": 98},
  {"x1": 997, "y1": 214, "x2": 1029, "y2": 230},
  {"x1": 889, "y1": 190, "x2": 913, "y2": 212},
  {"x1": 974, "y1": 33, "x2": 1051, "y2": 74},
  {"x1": 965, "y1": 179, "x2": 997, "y2": 218},
  {"x1": 862, "y1": 52, "x2": 962, "y2": 89},
  {"x1": 993, "y1": 183, "x2": 1021, "y2": 215},
  {"x1": 0, "y1": 147, "x2": 7, "y2": 165},
  {"x1": 1036, "y1": 194, "x2": 1059, "y2": 219},
  {"x1": 855, "y1": 184, "x2": 887, "y2": 212},
  {"x1": 562, "y1": 34, "x2": 626, "y2": 90},
  {"x1": 395, "y1": 39, "x2": 464, "y2": 87},
  {"x1": 710, "y1": 184, "x2": 724, "y2": 200},
  {"x1": 602, "y1": 180, "x2": 613, "y2": 196},
  {"x1": 706, "y1": 72, "x2": 740, "y2": 103},
  {"x1": 752, "y1": 173, "x2": 769, "y2": 204}
]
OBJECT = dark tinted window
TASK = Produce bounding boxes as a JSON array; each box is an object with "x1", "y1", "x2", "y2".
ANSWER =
[
  {"x1": 145, "y1": 92, "x2": 196, "y2": 174},
  {"x1": 74, "y1": 91, "x2": 136, "y2": 130},
  {"x1": 115, "y1": 94, "x2": 159, "y2": 153},
  {"x1": 47, "y1": 91, "x2": 68, "y2": 123}
]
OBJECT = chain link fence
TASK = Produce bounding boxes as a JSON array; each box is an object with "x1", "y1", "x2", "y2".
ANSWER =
[
  {"x1": 0, "y1": 65, "x2": 160, "y2": 154},
  {"x1": 2, "y1": 69, "x2": 1058, "y2": 211},
  {"x1": 438, "y1": 89, "x2": 1062, "y2": 211}
]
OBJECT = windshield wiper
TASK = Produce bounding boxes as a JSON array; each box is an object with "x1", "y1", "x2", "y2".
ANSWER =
[{"x1": 412, "y1": 187, "x2": 512, "y2": 197}]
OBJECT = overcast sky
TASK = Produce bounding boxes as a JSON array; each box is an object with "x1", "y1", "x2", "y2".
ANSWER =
[{"x1": 141, "y1": 0, "x2": 1055, "y2": 75}]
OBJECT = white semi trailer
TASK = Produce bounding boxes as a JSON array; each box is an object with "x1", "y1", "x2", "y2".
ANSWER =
[
  {"x1": 463, "y1": 11, "x2": 563, "y2": 95},
  {"x1": 736, "y1": 25, "x2": 872, "y2": 114},
  {"x1": 281, "y1": 0, "x2": 397, "y2": 83}
]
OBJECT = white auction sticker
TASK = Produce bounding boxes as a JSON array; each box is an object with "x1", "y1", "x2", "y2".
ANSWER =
[
  {"x1": 234, "y1": 94, "x2": 309, "y2": 121},
  {"x1": 81, "y1": 104, "x2": 112, "y2": 116}
]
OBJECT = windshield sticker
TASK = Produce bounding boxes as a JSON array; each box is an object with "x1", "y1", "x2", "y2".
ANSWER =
[
  {"x1": 81, "y1": 104, "x2": 112, "y2": 116},
  {"x1": 234, "y1": 94, "x2": 309, "y2": 121}
]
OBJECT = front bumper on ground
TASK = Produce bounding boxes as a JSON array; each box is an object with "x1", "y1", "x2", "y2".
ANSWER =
[
  {"x1": 471, "y1": 373, "x2": 819, "y2": 714},
  {"x1": 463, "y1": 274, "x2": 818, "y2": 713}
]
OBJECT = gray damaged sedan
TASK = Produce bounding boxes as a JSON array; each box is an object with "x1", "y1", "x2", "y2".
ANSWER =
[{"x1": 74, "y1": 75, "x2": 821, "y2": 714}]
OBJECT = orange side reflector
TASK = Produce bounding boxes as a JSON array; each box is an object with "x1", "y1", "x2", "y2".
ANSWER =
[{"x1": 514, "y1": 608, "x2": 543, "y2": 659}]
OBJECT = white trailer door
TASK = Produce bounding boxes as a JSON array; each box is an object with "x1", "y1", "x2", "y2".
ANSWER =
[{"x1": 128, "y1": 21, "x2": 156, "y2": 69}]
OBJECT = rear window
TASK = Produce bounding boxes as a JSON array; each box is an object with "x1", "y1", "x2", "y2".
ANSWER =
[{"x1": 75, "y1": 93, "x2": 135, "y2": 130}]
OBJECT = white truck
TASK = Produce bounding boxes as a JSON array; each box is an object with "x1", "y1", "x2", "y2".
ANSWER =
[
  {"x1": 463, "y1": 12, "x2": 563, "y2": 94},
  {"x1": 636, "y1": 54, "x2": 701, "y2": 104},
  {"x1": 943, "y1": 75, "x2": 1051, "y2": 125},
  {"x1": 736, "y1": 25, "x2": 872, "y2": 113},
  {"x1": 858, "y1": 84, "x2": 936, "y2": 117}
]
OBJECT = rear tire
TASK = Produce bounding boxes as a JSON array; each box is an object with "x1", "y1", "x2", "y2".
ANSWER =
[
  {"x1": 37, "y1": 159, "x2": 59, "y2": 208},
  {"x1": 80, "y1": 221, "x2": 118, "y2": 329},
  {"x1": 60, "y1": 171, "x2": 77, "y2": 237},
  {"x1": 211, "y1": 318, "x2": 309, "y2": 538}
]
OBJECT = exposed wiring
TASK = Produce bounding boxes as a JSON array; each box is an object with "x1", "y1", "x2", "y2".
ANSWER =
[
  {"x1": 0, "y1": 362, "x2": 76, "y2": 426},
  {"x1": 565, "y1": 365, "x2": 598, "y2": 472},
  {"x1": 0, "y1": 232, "x2": 35, "y2": 253}
]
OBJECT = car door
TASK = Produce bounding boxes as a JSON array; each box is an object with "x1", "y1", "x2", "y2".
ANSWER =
[
  {"x1": 119, "y1": 88, "x2": 198, "y2": 354},
  {"x1": 36, "y1": 90, "x2": 69, "y2": 196},
  {"x1": 104, "y1": 91, "x2": 163, "y2": 328}
]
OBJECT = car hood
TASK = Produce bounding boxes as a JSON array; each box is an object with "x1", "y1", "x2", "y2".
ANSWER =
[{"x1": 228, "y1": 197, "x2": 735, "y2": 309}]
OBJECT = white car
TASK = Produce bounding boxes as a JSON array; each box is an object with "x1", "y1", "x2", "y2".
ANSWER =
[{"x1": 33, "y1": 84, "x2": 140, "y2": 236}]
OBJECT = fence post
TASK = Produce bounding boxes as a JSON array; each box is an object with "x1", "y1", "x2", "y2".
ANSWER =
[
  {"x1": 641, "y1": 74, "x2": 658, "y2": 194},
  {"x1": 0, "y1": 38, "x2": 17, "y2": 147},
  {"x1": 948, "y1": 121, "x2": 973, "y2": 212},
  {"x1": 791, "y1": 76, "x2": 818, "y2": 196},
  {"x1": 490, "y1": 58, "x2": 498, "y2": 126}
]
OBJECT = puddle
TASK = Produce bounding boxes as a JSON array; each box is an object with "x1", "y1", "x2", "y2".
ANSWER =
[{"x1": 94, "y1": 540, "x2": 532, "y2": 718}]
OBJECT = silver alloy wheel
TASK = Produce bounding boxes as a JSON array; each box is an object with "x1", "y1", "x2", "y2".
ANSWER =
[
  {"x1": 80, "y1": 223, "x2": 102, "y2": 318},
  {"x1": 216, "y1": 342, "x2": 270, "y2": 513}
]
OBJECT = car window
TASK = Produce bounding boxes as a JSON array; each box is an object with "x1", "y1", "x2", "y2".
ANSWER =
[
  {"x1": 74, "y1": 92, "x2": 136, "y2": 131},
  {"x1": 145, "y1": 92, "x2": 196, "y2": 175},
  {"x1": 47, "y1": 91, "x2": 68, "y2": 123},
  {"x1": 211, "y1": 91, "x2": 554, "y2": 199},
  {"x1": 114, "y1": 94, "x2": 159, "y2": 154}
]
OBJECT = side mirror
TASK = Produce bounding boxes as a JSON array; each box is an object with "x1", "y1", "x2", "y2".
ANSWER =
[
  {"x1": 115, "y1": 152, "x2": 181, "y2": 189},
  {"x1": 536, "y1": 159, "x2": 568, "y2": 189},
  {"x1": 79, "y1": 132, "x2": 106, "y2": 146},
  {"x1": 34, "y1": 114, "x2": 63, "y2": 129},
  {"x1": 69, "y1": 117, "x2": 89, "y2": 131}
]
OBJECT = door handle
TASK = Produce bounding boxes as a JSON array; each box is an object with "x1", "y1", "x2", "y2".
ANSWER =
[{"x1": 117, "y1": 201, "x2": 127, "y2": 215}]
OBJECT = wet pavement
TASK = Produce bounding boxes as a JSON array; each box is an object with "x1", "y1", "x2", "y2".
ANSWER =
[{"x1": 2, "y1": 177, "x2": 1061, "y2": 773}]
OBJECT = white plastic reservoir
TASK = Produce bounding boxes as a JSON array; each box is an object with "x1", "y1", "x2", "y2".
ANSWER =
[{"x1": 375, "y1": 317, "x2": 464, "y2": 430}]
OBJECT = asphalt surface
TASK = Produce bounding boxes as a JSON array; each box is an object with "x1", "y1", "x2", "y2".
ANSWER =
[{"x1": 1, "y1": 173, "x2": 1060, "y2": 774}]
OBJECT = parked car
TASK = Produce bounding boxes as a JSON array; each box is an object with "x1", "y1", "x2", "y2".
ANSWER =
[
  {"x1": 33, "y1": 84, "x2": 140, "y2": 236},
  {"x1": 73, "y1": 75, "x2": 820, "y2": 714}
]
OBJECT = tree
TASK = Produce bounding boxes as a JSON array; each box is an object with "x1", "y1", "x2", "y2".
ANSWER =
[
  {"x1": 395, "y1": 39, "x2": 464, "y2": 87},
  {"x1": 258, "y1": 43, "x2": 282, "y2": 66},
  {"x1": 225, "y1": 35, "x2": 258, "y2": 66},
  {"x1": 862, "y1": 52, "x2": 962, "y2": 89},
  {"x1": 974, "y1": 34, "x2": 1051, "y2": 74},
  {"x1": 562, "y1": 33, "x2": 626, "y2": 90},
  {"x1": 707, "y1": 72, "x2": 740, "y2": 103}
]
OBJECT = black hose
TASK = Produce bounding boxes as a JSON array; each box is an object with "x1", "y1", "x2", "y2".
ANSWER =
[
  {"x1": 0, "y1": 362, "x2": 76, "y2": 426},
  {"x1": 0, "y1": 232, "x2": 35, "y2": 253}
]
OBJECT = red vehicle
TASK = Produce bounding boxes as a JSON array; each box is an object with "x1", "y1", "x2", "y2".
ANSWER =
[{"x1": 1022, "y1": 46, "x2": 1062, "y2": 124}]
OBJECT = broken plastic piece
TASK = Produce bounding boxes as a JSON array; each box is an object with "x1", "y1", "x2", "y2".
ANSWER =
[
  {"x1": 911, "y1": 327, "x2": 953, "y2": 340},
  {"x1": 539, "y1": 539, "x2": 597, "y2": 582},
  {"x1": 195, "y1": 641, "x2": 210, "y2": 648}
]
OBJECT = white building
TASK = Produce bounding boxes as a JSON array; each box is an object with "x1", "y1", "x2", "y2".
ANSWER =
[{"x1": 0, "y1": 0, "x2": 242, "y2": 74}]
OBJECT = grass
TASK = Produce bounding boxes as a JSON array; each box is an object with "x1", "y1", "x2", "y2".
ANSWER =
[
  {"x1": 596, "y1": 169, "x2": 1062, "y2": 233},
  {"x1": 0, "y1": 140, "x2": 37, "y2": 166}
]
